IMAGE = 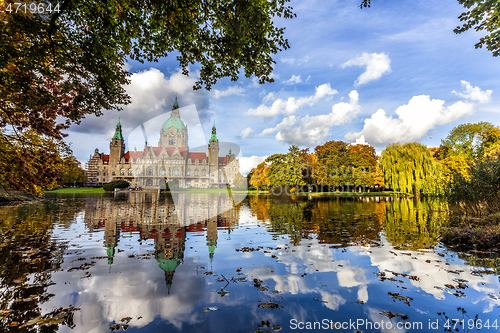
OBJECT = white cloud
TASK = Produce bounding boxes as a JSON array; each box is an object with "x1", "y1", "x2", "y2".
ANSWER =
[
  {"x1": 452, "y1": 80, "x2": 492, "y2": 103},
  {"x1": 342, "y1": 52, "x2": 391, "y2": 86},
  {"x1": 70, "y1": 68, "x2": 210, "y2": 137},
  {"x1": 240, "y1": 127, "x2": 255, "y2": 139},
  {"x1": 247, "y1": 83, "x2": 337, "y2": 118},
  {"x1": 344, "y1": 84, "x2": 491, "y2": 145},
  {"x1": 261, "y1": 91, "x2": 360, "y2": 146},
  {"x1": 280, "y1": 57, "x2": 295, "y2": 65},
  {"x1": 283, "y1": 75, "x2": 302, "y2": 85},
  {"x1": 213, "y1": 86, "x2": 245, "y2": 99},
  {"x1": 262, "y1": 92, "x2": 276, "y2": 103},
  {"x1": 239, "y1": 156, "x2": 268, "y2": 175}
]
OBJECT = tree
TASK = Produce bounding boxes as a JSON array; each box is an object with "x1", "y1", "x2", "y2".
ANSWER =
[
  {"x1": 249, "y1": 162, "x2": 269, "y2": 189},
  {"x1": 441, "y1": 122, "x2": 495, "y2": 161},
  {"x1": 314, "y1": 141, "x2": 349, "y2": 185},
  {"x1": 103, "y1": 180, "x2": 130, "y2": 192},
  {"x1": 454, "y1": 0, "x2": 500, "y2": 57},
  {"x1": 440, "y1": 155, "x2": 470, "y2": 184},
  {"x1": 347, "y1": 144, "x2": 378, "y2": 186},
  {"x1": 380, "y1": 142, "x2": 444, "y2": 197},
  {"x1": 360, "y1": 1, "x2": 500, "y2": 57},
  {"x1": 265, "y1": 146, "x2": 306, "y2": 188},
  {"x1": 58, "y1": 156, "x2": 87, "y2": 186},
  {"x1": 1, "y1": 0, "x2": 295, "y2": 194},
  {"x1": 0, "y1": 130, "x2": 68, "y2": 196},
  {"x1": 232, "y1": 172, "x2": 246, "y2": 190}
]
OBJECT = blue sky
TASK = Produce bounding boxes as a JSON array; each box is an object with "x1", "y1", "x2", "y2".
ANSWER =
[{"x1": 67, "y1": 0, "x2": 500, "y2": 174}]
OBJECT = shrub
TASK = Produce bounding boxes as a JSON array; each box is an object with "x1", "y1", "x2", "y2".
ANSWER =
[
  {"x1": 103, "y1": 180, "x2": 130, "y2": 192},
  {"x1": 448, "y1": 159, "x2": 500, "y2": 215}
]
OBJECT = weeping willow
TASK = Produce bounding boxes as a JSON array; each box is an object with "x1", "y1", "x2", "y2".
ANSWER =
[{"x1": 380, "y1": 142, "x2": 444, "y2": 196}]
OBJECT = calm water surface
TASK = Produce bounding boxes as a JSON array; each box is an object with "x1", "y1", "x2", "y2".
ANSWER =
[{"x1": 0, "y1": 193, "x2": 499, "y2": 333}]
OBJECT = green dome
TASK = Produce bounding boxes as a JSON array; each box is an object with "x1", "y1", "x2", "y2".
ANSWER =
[
  {"x1": 157, "y1": 257, "x2": 180, "y2": 272},
  {"x1": 162, "y1": 117, "x2": 186, "y2": 132}
]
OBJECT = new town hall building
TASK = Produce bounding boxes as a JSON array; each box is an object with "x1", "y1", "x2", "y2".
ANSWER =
[{"x1": 86, "y1": 99, "x2": 240, "y2": 188}]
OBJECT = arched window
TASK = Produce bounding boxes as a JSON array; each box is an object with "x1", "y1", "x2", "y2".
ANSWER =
[
  {"x1": 135, "y1": 169, "x2": 140, "y2": 176},
  {"x1": 195, "y1": 159, "x2": 199, "y2": 165},
  {"x1": 173, "y1": 168, "x2": 179, "y2": 176},
  {"x1": 128, "y1": 169, "x2": 133, "y2": 176},
  {"x1": 146, "y1": 179, "x2": 153, "y2": 186},
  {"x1": 194, "y1": 169, "x2": 199, "y2": 176},
  {"x1": 146, "y1": 167, "x2": 153, "y2": 176},
  {"x1": 202, "y1": 169, "x2": 206, "y2": 176},
  {"x1": 187, "y1": 170, "x2": 191, "y2": 176},
  {"x1": 120, "y1": 169, "x2": 125, "y2": 175},
  {"x1": 103, "y1": 172, "x2": 106, "y2": 176},
  {"x1": 160, "y1": 168, "x2": 166, "y2": 176},
  {"x1": 112, "y1": 171, "x2": 116, "y2": 176}
]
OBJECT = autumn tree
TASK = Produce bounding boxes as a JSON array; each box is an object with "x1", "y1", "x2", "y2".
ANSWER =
[
  {"x1": 314, "y1": 141, "x2": 349, "y2": 185},
  {"x1": 249, "y1": 162, "x2": 269, "y2": 190},
  {"x1": 0, "y1": 0, "x2": 295, "y2": 194},
  {"x1": 347, "y1": 144, "x2": 378, "y2": 186},
  {"x1": 58, "y1": 156, "x2": 87, "y2": 186},
  {"x1": 380, "y1": 142, "x2": 444, "y2": 197},
  {"x1": 440, "y1": 155, "x2": 470, "y2": 184}
]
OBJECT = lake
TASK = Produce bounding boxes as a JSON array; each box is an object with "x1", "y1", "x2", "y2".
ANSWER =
[{"x1": 0, "y1": 192, "x2": 499, "y2": 332}]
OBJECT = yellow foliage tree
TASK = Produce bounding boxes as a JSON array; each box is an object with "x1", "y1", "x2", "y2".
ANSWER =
[
  {"x1": 440, "y1": 155, "x2": 470, "y2": 184},
  {"x1": 249, "y1": 162, "x2": 269, "y2": 189}
]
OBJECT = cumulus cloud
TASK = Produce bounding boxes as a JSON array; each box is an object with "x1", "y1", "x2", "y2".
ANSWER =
[
  {"x1": 239, "y1": 156, "x2": 268, "y2": 175},
  {"x1": 246, "y1": 83, "x2": 338, "y2": 118},
  {"x1": 283, "y1": 75, "x2": 302, "y2": 85},
  {"x1": 240, "y1": 127, "x2": 255, "y2": 139},
  {"x1": 70, "y1": 68, "x2": 210, "y2": 136},
  {"x1": 261, "y1": 91, "x2": 360, "y2": 146},
  {"x1": 213, "y1": 86, "x2": 245, "y2": 99},
  {"x1": 342, "y1": 52, "x2": 391, "y2": 86},
  {"x1": 344, "y1": 82, "x2": 493, "y2": 144},
  {"x1": 452, "y1": 80, "x2": 492, "y2": 103}
]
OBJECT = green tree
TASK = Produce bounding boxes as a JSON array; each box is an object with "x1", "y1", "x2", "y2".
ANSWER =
[
  {"x1": 59, "y1": 156, "x2": 87, "y2": 186},
  {"x1": 441, "y1": 122, "x2": 495, "y2": 161},
  {"x1": 1, "y1": 0, "x2": 295, "y2": 194},
  {"x1": 102, "y1": 180, "x2": 130, "y2": 191},
  {"x1": 449, "y1": 159, "x2": 500, "y2": 215},
  {"x1": 380, "y1": 142, "x2": 444, "y2": 197},
  {"x1": 266, "y1": 146, "x2": 306, "y2": 188},
  {"x1": 232, "y1": 172, "x2": 246, "y2": 190},
  {"x1": 440, "y1": 155, "x2": 470, "y2": 184}
]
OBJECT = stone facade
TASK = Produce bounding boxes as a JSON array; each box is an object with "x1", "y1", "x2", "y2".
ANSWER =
[{"x1": 86, "y1": 99, "x2": 240, "y2": 188}]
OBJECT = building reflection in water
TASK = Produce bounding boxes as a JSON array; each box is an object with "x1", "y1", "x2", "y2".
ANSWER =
[{"x1": 84, "y1": 192, "x2": 239, "y2": 292}]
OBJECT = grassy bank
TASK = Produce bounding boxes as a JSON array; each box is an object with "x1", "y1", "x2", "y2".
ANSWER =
[
  {"x1": 0, "y1": 193, "x2": 35, "y2": 205},
  {"x1": 441, "y1": 214, "x2": 500, "y2": 251},
  {"x1": 46, "y1": 188, "x2": 105, "y2": 194}
]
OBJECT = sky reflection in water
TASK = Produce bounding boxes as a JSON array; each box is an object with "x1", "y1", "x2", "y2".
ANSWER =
[{"x1": 0, "y1": 193, "x2": 499, "y2": 333}]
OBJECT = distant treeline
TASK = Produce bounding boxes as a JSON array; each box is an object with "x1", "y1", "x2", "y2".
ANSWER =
[{"x1": 248, "y1": 122, "x2": 500, "y2": 207}]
